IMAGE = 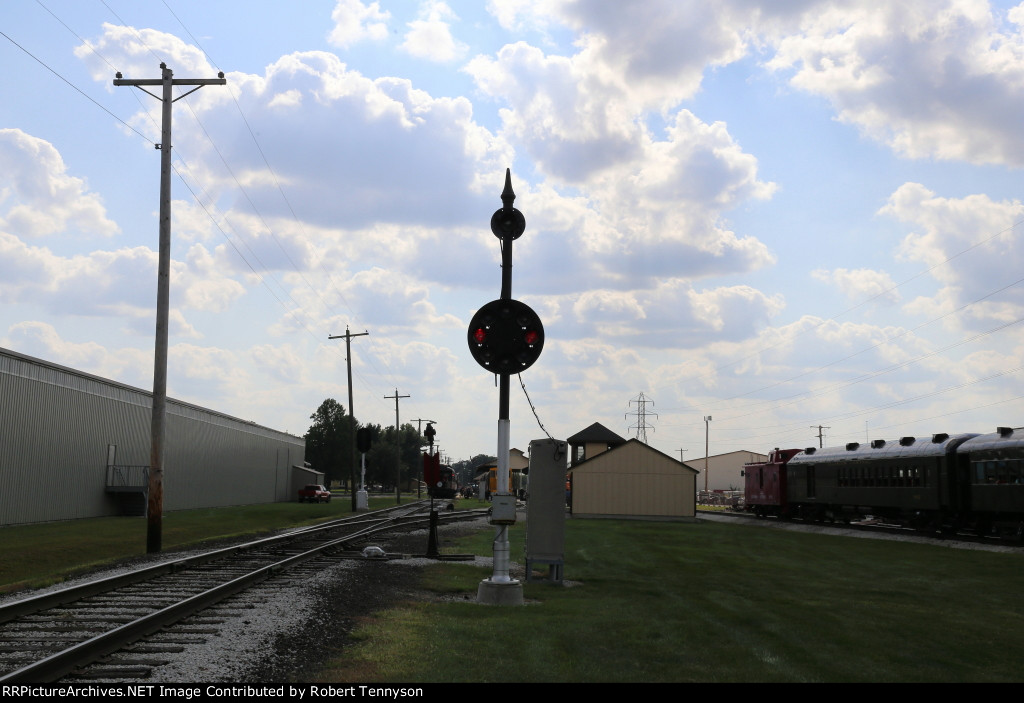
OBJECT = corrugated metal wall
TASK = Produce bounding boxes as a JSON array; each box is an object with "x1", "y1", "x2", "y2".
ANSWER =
[
  {"x1": 691, "y1": 450, "x2": 767, "y2": 491},
  {"x1": 0, "y1": 348, "x2": 304, "y2": 526}
]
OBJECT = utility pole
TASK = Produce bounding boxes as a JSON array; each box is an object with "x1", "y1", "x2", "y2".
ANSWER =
[
  {"x1": 329, "y1": 326, "x2": 369, "y2": 511},
  {"x1": 413, "y1": 419, "x2": 437, "y2": 435},
  {"x1": 114, "y1": 64, "x2": 225, "y2": 554},
  {"x1": 678, "y1": 449, "x2": 687, "y2": 463},
  {"x1": 626, "y1": 392, "x2": 657, "y2": 443},
  {"x1": 385, "y1": 389, "x2": 409, "y2": 503},
  {"x1": 811, "y1": 424, "x2": 830, "y2": 448}
]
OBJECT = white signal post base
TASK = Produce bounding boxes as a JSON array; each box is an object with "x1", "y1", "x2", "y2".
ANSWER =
[
  {"x1": 356, "y1": 454, "x2": 368, "y2": 510},
  {"x1": 477, "y1": 576, "x2": 524, "y2": 605},
  {"x1": 478, "y1": 418, "x2": 524, "y2": 605}
]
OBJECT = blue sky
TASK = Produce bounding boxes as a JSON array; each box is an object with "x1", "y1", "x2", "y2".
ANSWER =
[{"x1": 2, "y1": 0, "x2": 1023, "y2": 469}]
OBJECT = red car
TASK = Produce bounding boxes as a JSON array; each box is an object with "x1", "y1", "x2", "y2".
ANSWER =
[{"x1": 298, "y1": 484, "x2": 331, "y2": 503}]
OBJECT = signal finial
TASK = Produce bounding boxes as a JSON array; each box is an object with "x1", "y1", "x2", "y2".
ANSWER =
[{"x1": 500, "y1": 168, "x2": 515, "y2": 210}]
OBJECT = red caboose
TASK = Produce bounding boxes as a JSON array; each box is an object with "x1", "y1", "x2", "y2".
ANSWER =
[{"x1": 743, "y1": 448, "x2": 802, "y2": 517}]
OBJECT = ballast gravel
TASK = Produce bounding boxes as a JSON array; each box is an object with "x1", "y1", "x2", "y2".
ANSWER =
[{"x1": 3, "y1": 516, "x2": 500, "y2": 683}]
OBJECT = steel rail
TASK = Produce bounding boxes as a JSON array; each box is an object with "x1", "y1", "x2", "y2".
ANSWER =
[
  {"x1": 0, "y1": 505, "x2": 489, "y2": 682},
  {"x1": 0, "y1": 501, "x2": 429, "y2": 625}
]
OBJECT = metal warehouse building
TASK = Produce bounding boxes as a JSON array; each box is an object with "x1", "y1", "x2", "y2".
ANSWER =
[{"x1": 0, "y1": 347, "x2": 305, "y2": 527}]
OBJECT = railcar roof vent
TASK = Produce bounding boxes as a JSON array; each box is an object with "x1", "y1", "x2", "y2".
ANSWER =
[
  {"x1": 998, "y1": 426, "x2": 1014, "y2": 437},
  {"x1": 804, "y1": 447, "x2": 816, "y2": 455},
  {"x1": 932, "y1": 433, "x2": 949, "y2": 443},
  {"x1": 871, "y1": 439, "x2": 885, "y2": 449},
  {"x1": 846, "y1": 442, "x2": 860, "y2": 451},
  {"x1": 899, "y1": 436, "x2": 915, "y2": 446}
]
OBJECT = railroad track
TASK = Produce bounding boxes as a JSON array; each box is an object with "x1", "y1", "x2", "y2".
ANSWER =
[{"x1": 0, "y1": 501, "x2": 488, "y2": 683}]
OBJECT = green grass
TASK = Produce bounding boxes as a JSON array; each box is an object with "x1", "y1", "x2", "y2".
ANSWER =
[
  {"x1": 5, "y1": 502, "x2": 1022, "y2": 682},
  {"x1": 322, "y1": 518, "x2": 1024, "y2": 683},
  {"x1": 0, "y1": 495, "x2": 414, "y2": 592}
]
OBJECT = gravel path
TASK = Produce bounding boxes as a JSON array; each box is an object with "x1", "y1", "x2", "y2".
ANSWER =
[{"x1": 696, "y1": 510, "x2": 1021, "y2": 553}]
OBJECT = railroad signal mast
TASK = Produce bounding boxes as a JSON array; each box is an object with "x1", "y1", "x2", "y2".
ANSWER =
[
  {"x1": 422, "y1": 422, "x2": 441, "y2": 557},
  {"x1": 467, "y1": 169, "x2": 544, "y2": 605}
]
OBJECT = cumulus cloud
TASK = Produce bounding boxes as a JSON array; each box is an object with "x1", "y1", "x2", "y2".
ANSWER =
[
  {"x1": 465, "y1": 42, "x2": 645, "y2": 182},
  {"x1": 0, "y1": 230, "x2": 241, "y2": 337},
  {"x1": 490, "y1": 1, "x2": 1024, "y2": 167},
  {"x1": 400, "y1": 1, "x2": 467, "y2": 63},
  {"x1": 168, "y1": 342, "x2": 251, "y2": 400},
  {"x1": 547, "y1": 0, "x2": 751, "y2": 107},
  {"x1": 0, "y1": 129, "x2": 119, "y2": 238},
  {"x1": 44, "y1": 4, "x2": 1023, "y2": 457},
  {"x1": 250, "y1": 343, "x2": 306, "y2": 384},
  {"x1": 811, "y1": 268, "x2": 901, "y2": 306},
  {"x1": 75, "y1": 22, "x2": 213, "y2": 79},
  {"x1": 78, "y1": 24, "x2": 511, "y2": 234},
  {"x1": 880, "y1": 182, "x2": 1024, "y2": 325},
  {"x1": 1, "y1": 321, "x2": 151, "y2": 387},
  {"x1": 549, "y1": 279, "x2": 785, "y2": 349},
  {"x1": 328, "y1": 0, "x2": 391, "y2": 48},
  {"x1": 325, "y1": 267, "x2": 463, "y2": 336},
  {"x1": 767, "y1": 0, "x2": 1024, "y2": 166},
  {"x1": 202, "y1": 51, "x2": 507, "y2": 230},
  {"x1": 464, "y1": 45, "x2": 776, "y2": 289}
]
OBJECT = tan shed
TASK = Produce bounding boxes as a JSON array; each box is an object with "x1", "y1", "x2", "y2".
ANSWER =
[{"x1": 569, "y1": 439, "x2": 698, "y2": 520}]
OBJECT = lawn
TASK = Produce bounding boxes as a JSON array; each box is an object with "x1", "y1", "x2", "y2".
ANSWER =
[
  {"x1": 3, "y1": 503, "x2": 1021, "y2": 682},
  {"x1": 322, "y1": 517, "x2": 1024, "y2": 683},
  {"x1": 0, "y1": 495, "x2": 408, "y2": 592}
]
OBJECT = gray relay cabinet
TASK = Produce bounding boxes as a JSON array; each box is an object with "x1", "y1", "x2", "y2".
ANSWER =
[{"x1": 525, "y1": 438, "x2": 568, "y2": 583}]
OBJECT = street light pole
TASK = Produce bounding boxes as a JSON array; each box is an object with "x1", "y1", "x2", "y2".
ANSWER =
[{"x1": 704, "y1": 415, "x2": 712, "y2": 494}]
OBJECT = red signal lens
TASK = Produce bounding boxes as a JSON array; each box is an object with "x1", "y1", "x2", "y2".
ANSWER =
[
  {"x1": 524, "y1": 330, "x2": 539, "y2": 345},
  {"x1": 474, "y1": 328, "x2": 487, "y2": 343}
]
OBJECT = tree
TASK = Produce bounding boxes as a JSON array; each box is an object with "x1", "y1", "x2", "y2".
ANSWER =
[
  {"x1": 364, "y1": 423, "x2": 424, "y2": 492},
  {"x1": 304, "y1": 398, "x2": 355, "y2": 490}
]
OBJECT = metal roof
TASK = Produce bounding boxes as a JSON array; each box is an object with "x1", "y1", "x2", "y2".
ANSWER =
[
  {"x1": 956, "y1": 427, "x2": 1024, "y2": 453},
  {"x1": 567, "y1": 422, "x2": 626, "y2": 445},
  {"x1": 788, "y1": 433, "x2": 977, "y2": 464}
]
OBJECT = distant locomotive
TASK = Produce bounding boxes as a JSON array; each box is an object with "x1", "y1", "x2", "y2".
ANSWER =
[{"x1": 742, "y1": 426, "x2": 1024, "y2": 537}]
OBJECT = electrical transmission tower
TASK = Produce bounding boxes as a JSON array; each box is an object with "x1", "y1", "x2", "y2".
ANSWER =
[{"x1": 626, "y1": 392, "x2": 658, "y2": 444}]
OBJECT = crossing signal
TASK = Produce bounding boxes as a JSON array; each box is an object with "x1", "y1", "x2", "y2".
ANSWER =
[{"x1": 467, "y1": 299, "x2": 544, "y2": 374}]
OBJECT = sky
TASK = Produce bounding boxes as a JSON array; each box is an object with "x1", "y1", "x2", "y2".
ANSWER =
[{"x1": 1, "y1": 0, "x2": 1023, "y2": 469}]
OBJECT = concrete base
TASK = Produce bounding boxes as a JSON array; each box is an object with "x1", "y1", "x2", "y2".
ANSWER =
[
  {"x1": 356, "y1": 490, "x2": 368, "y2": 511},
  {"x1": 477, "y1": 578, "x2": 524, "y2": 606}
]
